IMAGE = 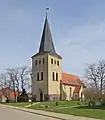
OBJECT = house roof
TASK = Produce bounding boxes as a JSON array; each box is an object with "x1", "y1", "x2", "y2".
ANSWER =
[
  {"x1": 61, "y1": 72, "x2": 84, "y2": 86},
  {"x1": 74, "y1": 86, "x2": 81, "y2": 93}
]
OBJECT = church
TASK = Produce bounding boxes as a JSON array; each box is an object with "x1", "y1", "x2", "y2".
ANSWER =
[{"x1": 31, "y1": 13, "x2": 85, "y2": 102}]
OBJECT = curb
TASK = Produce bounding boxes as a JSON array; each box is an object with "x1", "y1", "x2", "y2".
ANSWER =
[{"x1": 2, "y1": 105, "x2": 67, "y2": 120}]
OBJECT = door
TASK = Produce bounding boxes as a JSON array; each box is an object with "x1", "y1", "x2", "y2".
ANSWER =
[{"x1": 40, "y1": 91, "x2": 43, "y2": 102}]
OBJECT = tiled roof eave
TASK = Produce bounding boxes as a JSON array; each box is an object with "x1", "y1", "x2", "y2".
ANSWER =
[{"x1": 62, "y1": 82, "x2": 81, "y2": 86}]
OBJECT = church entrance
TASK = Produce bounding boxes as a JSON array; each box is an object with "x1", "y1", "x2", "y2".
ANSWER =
[{"x1": 40, "y1": 91, "x2": 43, "y2": 102}]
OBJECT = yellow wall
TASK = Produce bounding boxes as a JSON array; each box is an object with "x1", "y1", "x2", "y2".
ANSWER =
[
  {"x1": 61, "y1": 84, "x2": 75, "y2": 100},
  {"x1": 47, "y1": 54, "x2": 62, "y2": 95},
  {"x1": 32, "y1": 53, "x2": 62, "y2": 101},
  {"x1": 61, "y1": 84, "x2": 85, "y2": 100},
  {"x1": 32, "y1": 53, "x2": 48, "y2": 101}
]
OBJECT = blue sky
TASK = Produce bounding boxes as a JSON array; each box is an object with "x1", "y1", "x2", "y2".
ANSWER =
[{"x1": 0, "y1": 0, "x2": 105, "y2": 78}]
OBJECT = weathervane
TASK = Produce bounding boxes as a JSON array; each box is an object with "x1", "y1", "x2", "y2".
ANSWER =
[{"x1": 46, "y1": 7, "x2": 49, "y2": 18}]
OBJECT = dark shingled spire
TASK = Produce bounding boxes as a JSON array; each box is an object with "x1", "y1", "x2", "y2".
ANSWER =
[
  {"x1": 31, "y1": 11, "x2": 62, "y2": 59},
  {"x1": 39, "y1": 15, "x2": 56, "y2": 53}
]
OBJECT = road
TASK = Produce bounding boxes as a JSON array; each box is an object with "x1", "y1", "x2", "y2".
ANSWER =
[{"x1": 0, "y1": 106, "x2": 59, "y2": 120}]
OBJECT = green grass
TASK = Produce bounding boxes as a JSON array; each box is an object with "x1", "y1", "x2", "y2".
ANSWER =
[
  {"x1": 48, "y1": 107, "x2": 105, "y2": 120},
  {"x1": 5, "y1": 102, "x2": 30, "y2": 107},
  {"x1": 29, "y1": 101, "x2": 86, "y2": 109}
]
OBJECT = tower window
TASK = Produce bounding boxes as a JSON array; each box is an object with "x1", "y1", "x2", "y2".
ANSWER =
[
  {"x1": 36, "y1": 60, "x2": 37, "y2": 65},
  {"x1": 56, "y1": 73, "x2": 58, "y2": 81},
  {"x1": 37, "y1": 73, "x2": 39, "y2": 81},
  {"x1": 43, "y1": 58, "x2": 44, "y2": 64},
  {"x1": 51, "y1": 59, "x2": 53, "y2": 64},
  {"x1": 57, "y1": 61, "x2": 59, "y2": 66},
  {"x1": 54, "y1": 60, "x2": 56, "y2": 64},
  {"x1": 52, "y1": 72, "x2": 54, "y2": 80},
  {"x1": 41, "y1": 72, "x2": 43, "y2": 80},
  {"x1": 39, "y1": 60, "x2": 41, "y2": 64}
]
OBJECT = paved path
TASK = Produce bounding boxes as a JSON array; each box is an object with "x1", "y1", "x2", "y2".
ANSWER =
[{"x1": 0, "y1": 105, "x2": 59, "y2": 120}]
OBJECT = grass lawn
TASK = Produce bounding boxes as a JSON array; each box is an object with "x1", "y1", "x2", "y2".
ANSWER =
[
  {"x1": 5, "y1": 102, "x2": 30, "y2": 107},
  {"x1": 48, "y1": 107, "x2": 105, "y2": 120},
  {"x1": 29, "y1": 101, "x2": 86, "y2": 109}
]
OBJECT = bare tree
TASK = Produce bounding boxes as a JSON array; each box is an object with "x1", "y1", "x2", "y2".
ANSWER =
[
  {"x1": 6, "y1": 68, "x2": 17, "y2": 102},
  {"x1": 85, "y1": 60, "x2": 105, "y2": 97},
  {"x1": 19, "y1": 66, "x2": 31, "y2": 93},
  {"x1": 15, "y1": 68, "x2": 20, "y2": 97},
  {"x1": 0, "y1": 65, "x2": 31, "y2": 102},
  {"x1": 0, "y1": 73, "x2": 12, "y2": 101}
]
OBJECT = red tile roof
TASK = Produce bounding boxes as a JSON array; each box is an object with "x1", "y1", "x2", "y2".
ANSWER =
[
  {"x1": 74, "y1": 86, "x2": 81, "y2": 93},
  {"x1": 61, "y1": 72, "x2": 83, "y2": 86}
]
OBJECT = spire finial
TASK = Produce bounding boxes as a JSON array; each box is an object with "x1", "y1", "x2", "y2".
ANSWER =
[{"x1": 46, "y1": 7, "x2": 49, "y2": 19}]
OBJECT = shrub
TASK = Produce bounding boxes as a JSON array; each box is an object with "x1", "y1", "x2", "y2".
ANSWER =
[{"x1": 55, "y1": 101, "x2": 58, "y2": 106}]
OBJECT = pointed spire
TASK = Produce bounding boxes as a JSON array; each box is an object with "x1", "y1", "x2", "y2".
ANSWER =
[
  {"x1": 45, "y1": 7, "x2": 49, "y2": 19},
  {"x1": 39, "y1": 8, "x2": 56, "y2": 53}
]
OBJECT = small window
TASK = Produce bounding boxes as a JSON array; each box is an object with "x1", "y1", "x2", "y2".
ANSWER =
[
  {"x1": 43, "y1": 58, "x2": 44, "y2": 64},
  {"x1": 41, "y1": 72, "x2": 43, "y2": 80},
  {"x1": 39, "y1": 60, "x2": 41, "y2": 64},
  {"x1": 57, "y1": 61, "x2": 59, "y2": 66},
  {"x1": 37, "y1": 73, "x2": 39, "y2": 81},
  {"x1": 52, "y1": 72, "x2": 54, "y2": 80},
  {"x1": 56, "y1": 73, "x2": 58, "y2": 81},
  {"x1": 70, "y1": 87, "x2": 72, "y2": 97},
  {"x1": 54, "y1": 60, "x2": 56, "y2": 64},
  {"x1": 36, "y1": 60, "x2": 37, "y2": 65},
  {"x1": 51, "y1": 59, "x2": 53, "y2": 64}
]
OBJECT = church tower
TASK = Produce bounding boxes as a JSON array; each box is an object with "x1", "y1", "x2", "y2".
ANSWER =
[{"x1": 31, "y1": 12, "x2": 62, "y2": 101}]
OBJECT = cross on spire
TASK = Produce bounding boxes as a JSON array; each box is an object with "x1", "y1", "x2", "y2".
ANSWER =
[{"x1": 46, "y1": 7, "x2": 49, "y2": 18}]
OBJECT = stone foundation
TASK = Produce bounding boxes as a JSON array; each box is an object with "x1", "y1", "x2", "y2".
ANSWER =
[
  {"x1": 32, "y1": 94, "x2": 60, "y2": 102},
  {"x1": 44, "y1": 94, "x2": 60, "y2": 101}
]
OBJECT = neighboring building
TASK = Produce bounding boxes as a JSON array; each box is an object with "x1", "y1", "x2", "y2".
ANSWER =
[
  {"x1": 31, "y1": 13, "x2": 85, "y2": 102},
  {"x1": 0, "y1": 87, "x2": 21, "y2": 102}
]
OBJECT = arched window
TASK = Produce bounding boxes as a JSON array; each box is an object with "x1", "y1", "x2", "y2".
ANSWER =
[
  {"x1": 39, "y1": 60, "x2": 41, "y2": 64},
  {"x1": 36, "y1": 60, "x2": 37, "y2": 65},
  {"x1": 41, "y1": 72, "x2": 43, "y2": 80},
  {"x1": 70, "y1": 87, "x2": 72, "y2": 97},
  {"x1": 51, "y1": 59, "x2": 53, "y2": 64},
  {"x1": 57, "y1": 61, "x2": 59, "y2": 66},
  {"x1": 56, "y1": 73, "x2": 58, "y2": 81},
  {"x1": 43, "y1": 58, "x2": 44, "y2": 64},
  {"x1": 37, "y1": 73, "x2": 39, "y2": 81},
  {"x1": 52, "y1": 72, "x2": 54, "y2": 80}
]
